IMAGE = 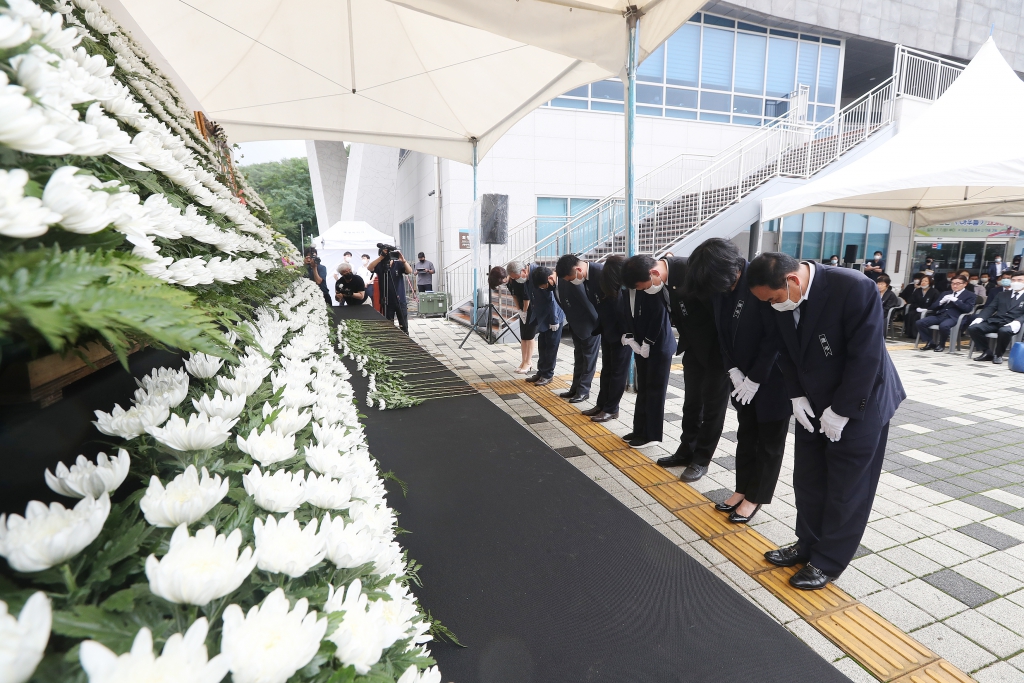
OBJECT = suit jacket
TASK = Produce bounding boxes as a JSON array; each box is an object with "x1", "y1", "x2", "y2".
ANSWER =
[
  {"x1": 926, "y1": 289, "x2": 976, "y2": 321},
  {"x1": 663, "y1": 257, "x2": 722, "y2": 366},
  {"x1": 769, "y1": 264, "x2": 906, "y2": 423},
  {"x1": 976, "y1": 289, "x2": 1024, "y2": 326},
  {"x1": 989, "y1": 262, "x2": 1007, "y2": 279},
  {"x1": 625, "y1": 288, "x2": 677, "y2": 355},
  {"x1": 528, "y1": 271, "x2": 565, "y2": 329},
  {"x1": 713, "y1": 262, "x2": 790, "y2": 422},
  {"x1": 555, "y1": 261, "x2": 602, "y2": 338},
  {"x1": 909, "y1": 287, "x2": 939, "y2": 310}
]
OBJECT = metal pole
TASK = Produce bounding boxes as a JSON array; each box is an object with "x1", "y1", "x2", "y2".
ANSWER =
[
  {"x1": 625, "y1": 9, "x2": 640, "y2": 257},
  {"x1": 472, "y1": 139, "x2": 478, "y2": 201},
  {"x1": 470, "y1": 139, "x2": 479, "y2": 332}
]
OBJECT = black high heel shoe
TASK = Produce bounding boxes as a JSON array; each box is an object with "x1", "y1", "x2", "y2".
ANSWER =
[
  {"x1": 729, "y1": 503, "x2": 762, "y2": 524},
  {"x1": 715, "y1": 500, "x2": 741, "y2": 513}
]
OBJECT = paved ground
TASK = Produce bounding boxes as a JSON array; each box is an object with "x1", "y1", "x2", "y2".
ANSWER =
[{"x1": 407, "y1": 317, "x2": 1024, "y2": 682}]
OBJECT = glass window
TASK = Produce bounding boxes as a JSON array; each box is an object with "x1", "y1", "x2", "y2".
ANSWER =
[
  {"x1": 667, "y1": 23, "x2": 700, "y2": 87},
  {"x1": 818, "y1": 45, "x2": 840, "y2": 103},
  {"x1": 797, "y1": 42, "x2": 818, "y2": 101},
  {"x1": 637, "y1": 83, "x2": 664, "y2": 105},
  {"x1": 866, "y1": 217, "x2": 890, "y2": 259},
  {"x1": 699, "y1": 112, "x2": 730, "y2": 123},
  {"x1": 591, "y1": 80, "x2": 623, "y2": 101},
  {"x1": 638, "y1": 106, "x2": 663, "y2": 116},
  {"x1": 704, "y1": 14, "x2": 735, "y2": 28},
  {"x1": 638, "y1": 44, "x2": 665, "y2": 83},
  {"x1": 700, "y1": 91, "x2": 731, "y2": 112},
  {"x1": 843, "y1": 214, "x2": 868, "y2": 261},
  {"x1": 733, "y1": 116, "x2": 761, "y2": 126},
  {"x1": 563, "y1": 85, "x2": 588, "y2": 98},
  {"x1": 700, "y1": 27, "x2": 734, "y2": 91},
  {"x1": 666, "y1": 88, "x2": 698, "y2": 109},
  {"x1": 822, "y1": 212, "x2": 843, "y2": 260},
  {"x1": 551, "y1": 97, "x2": 588, "y2": 109},
  {"x1": 732, "y1": 95, "x2": 762, "y2": 115},
  {"x1": 399, "y1": 218, "x2": 415, "y2": 258},
  {"x1": 734, "y1": 33, "x2": 766, "y2": 95},
  {"x1": 800, "y1": 212, "x2": 824, "y2": 259},
  {"x1": 815, "y1": 105, "x2": 834, "y2": 122},
  {"x1": 780, "y1": 214, "x2": 802, "y2": 257},
  {"x1": 591, "y1": 100, "x2": 623, "y2": 113},
  {"x1": 766, "y1": 37, "x2": 797, "y2": 98},
  {"x1": 666, "y1": 109, "x2": 697, "y2": 120},
  {"x1": 738, "y1": 22, "x2": 767, "y2": 33},
  {"x1": 536, "y1": 197, "x2": 567, "y2": 258}
]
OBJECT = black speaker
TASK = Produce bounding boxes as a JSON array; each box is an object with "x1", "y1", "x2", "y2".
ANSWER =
[
  {"x1": 843, "y1": 244, "x2": 857, "y2": 264},
  {"x1": 480, "y1": 194, "x2": 509, "y2": 245}
]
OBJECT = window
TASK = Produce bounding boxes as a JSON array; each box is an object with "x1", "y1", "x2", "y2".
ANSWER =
[
  {"x1": 551, "y1": 98, "x2": 588, "y2": 109},
  {"x1": 591, "y1": 80, "x2": 623, "y2": 101},
  {"x1": 637, "y1": 83, "x2": 664, "y2": 105},
  {"x1": 843, "y1": 214, "x2": 868, "y2": 261},
  {"x1": 667, "y1": 23, "x2": 700, "y2": 87},
  {"x1": 818, "y1": 46, "x2": 840, "y2": 103},
  {"x1": 536, "y1": 197, "x2": 603, "y2": 258},
  {"x1": 766, "y1": 37, "x2": 797, "y2": 98},
  {"x1": 537, "y1": 198, "x2": 567, "y2": 259},
  {"x1": 701, "y1": 27, "x2": 734, "y2": 91},
  {"x1": 780, "y1": 215, "x2": 802, "y2": 257},
  {"x1": 564, "y1": 85, "x2": 588, "y2": 98},
  {"x1": 866, "y1": 216, "x2": 890, "y2": 258},
  {"x1": 734, "y1": 33, "x2": 766, "y2": 95},
  {"x1": 399, "y1": 217, "x2": 415, "y2": 258},
  {"x1": 666, "y1": 88, "x2": 698, "y2": 109},
  {"x1": 732, "y1": 95, "x2": 762, "y2": 116},
  {"x1": 822, "y1": 212, "x2": 844, "y2": 259},
  {"x1": 797, "y1": 42, "x2": 819, "y2": 101},
  {"x1": 638, "y1": 44, "x2": 665, "y2": 83},
  {"x1": 800, "y1": 213, "x2": 824, "y2": 259},
  {"x1": 701, "y1": 91, "x2": 731, "y2": 112},
  {"x1": 776, "y1": 211, "x2": 892, "y2": 263}
]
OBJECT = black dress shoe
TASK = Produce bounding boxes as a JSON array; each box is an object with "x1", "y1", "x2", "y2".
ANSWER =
[
  {"x1": 621, "y1": 432, "x2": 635, "y2": 441},
  {"x1": 789, "y1": 564, "x2": 836, "y2": 591},
  {"x1": 525, "y1": 374, "x2": 541, "y2": 383},
  {"x1": 559, "y1": 390, "x2": 576, "y2": 399},
  {"x1": 534, "y1": 377, "x2": 553, "y2": 386},
  {"x1": 994, "y1": 355, "x2": 1004, "y2": 364},
  {"x1": 581, "y1": 405, "x2": 603, "y2": 417},
  {"x1": 974, "y1": 352, "x2": 994, "y2": 362},
  {"x1": 729, "y1": 503, "x2": 762, "y2": 524},
  {"x1": 656, "y1": 454, "x2": 691, "y2": 467},
  {"x1": 679, "y1": 464, "x2": 707, "y2": 482},
  {"x1": 933, "y1": 344, "x2": 946, "y2": 352},
  {"x1": 714, "y1": 500, "x2": 741, "y2": 513},
  {"x1": 568, "y1": 394, "x2": 589, "y2": 404},
  {"x1": 920, "y1": 343, "x2": 936, "y2": 351},
  {"x1": 590, "y1": 411, "x2": 618, "y2": 423},
  {"x1": 629, "y1": 437, "x2": 655, "y2": 447},
  {"x1": 764, "y1": 543, "x2": 808, "y2": 567}
]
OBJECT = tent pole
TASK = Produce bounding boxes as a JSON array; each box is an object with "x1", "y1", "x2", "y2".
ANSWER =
[
  {"x1": 625, "y1": 10, "x2": 640, "y2": 257},
  {"x1": 472, "y1": 139, "x2": 478, "y2": 201}
]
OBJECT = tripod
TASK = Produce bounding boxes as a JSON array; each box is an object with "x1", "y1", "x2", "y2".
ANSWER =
[{"x1": 459, "y1": 244, "x2": 520, "y2": 348}]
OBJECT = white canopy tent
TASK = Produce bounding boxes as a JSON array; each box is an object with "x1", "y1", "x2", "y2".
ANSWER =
[
  {"x1": 113, "y1": 0, "x2": 612, "y2": 163},
  {"x1": 760, "y1": 38, "x2": 1024, "y2": 229},
  {"x1": 314, "y1": 221, "x2": 394, "y2": 273}
]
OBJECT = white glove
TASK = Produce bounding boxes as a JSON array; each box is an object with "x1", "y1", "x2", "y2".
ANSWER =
[
  {"x1": 970, "y1": 318, "x2": 983, "y2": 326},
  {"x1": 549, "y1": 324, "x2": 560, "y2": 331},
  {"x1": 820, "y1": 406, "x2": 849, "y2": 443},
  {"x1": 728, "y1": 367, "x2": 746, "y2": 390},
  {"x1": 916, "y1": 307, "x2": 928, "y2": 313},
  {"x1": 621, "y1": 334, "x2": 642, "y2": 354},
  {"x1": 732, "y1": 377, "x2": 760, "y2": 405},
  {"x1": 638, "y1": 342, "x2": 650, "y2": 359},
  {"x1": 940, "y1": 294, "x2": 954, "y2": 304},
  {"x1": 791, "y1": 397, "x2": 815, "y2": 433},
  {"x1": 1011, "y1": 321, "x2": 1022, "y2": 334}
]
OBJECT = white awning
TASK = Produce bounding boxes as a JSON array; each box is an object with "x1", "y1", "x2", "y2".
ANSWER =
[
  {"x1": 760, "y1": 38, "x2": 1024, "y2": 228},
  {"x1": 112, "y1": 0, "x2": 611, "y2": 163}
]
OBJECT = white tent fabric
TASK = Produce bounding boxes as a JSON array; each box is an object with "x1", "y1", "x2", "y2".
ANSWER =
[
  {"x1": 388, "y1": 0, "x2": 704, "y2": 74},
  {"x1": 114, "y1": 0, "x2": 610, "y2": 163},
  {"x1": 314, "y1": 221, "x2": 394, "y2": 272},
  {"x1": 760, "y1": 38, "x2": 1024, "y2": 228}
]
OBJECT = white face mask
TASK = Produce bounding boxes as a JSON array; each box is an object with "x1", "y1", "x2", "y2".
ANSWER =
[
  {"x1": 516, "y1": 277, "x2": 527, "y2": 284},
  {"x1": 646, "y1": 281, "x2": 664, "y2": 295},
  {"x1": 830, "y1": 259, "x2": 838, "y2": 265},
  {"x1": 570, "y1": 273, "x2": 585, "y2": 286},
  {"x1": 996, "y1": 258, "x2": 1002, "y2": 263},
  {"x1": 913, "y1": 279, "x2": 920, "y2": 285},
  {"x1": 924, "y1": 270, "x2": 934, "y2": 276},
  {"x1": 1012, "y1": 281, "x2": 1024, "y2": 291},
  {"x1": 771, "y1": 278, "x2": 803, "y2": 312},
  {"x1": 970, "y1": 280, "x2": 979, "y2": 285}
]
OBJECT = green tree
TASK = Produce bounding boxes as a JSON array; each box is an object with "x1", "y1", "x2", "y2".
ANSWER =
[{"x1": 241, "y1": 157, "x2": 318, "y2": 250}]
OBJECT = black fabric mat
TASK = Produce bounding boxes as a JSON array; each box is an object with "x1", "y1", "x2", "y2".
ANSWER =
[{"x1": 337, "y1": 312, "x2": 849, "y2": 683}]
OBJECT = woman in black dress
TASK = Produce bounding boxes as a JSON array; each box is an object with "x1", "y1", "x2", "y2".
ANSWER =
[{"x1": 904, "y1": 274, "x2": 939, "y2": 339}]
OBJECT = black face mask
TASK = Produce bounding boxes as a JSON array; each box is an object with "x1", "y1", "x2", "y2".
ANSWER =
[{"x1": 342, "y1": 274, "x2": 353, "y2": 281}]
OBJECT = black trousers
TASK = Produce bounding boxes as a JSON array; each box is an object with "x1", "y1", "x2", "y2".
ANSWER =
[
  {"x1": 969, "y1": 320, "x2": 1016, "y2": 356},
  {"x1": 595, "y1": 339, "x2": 631, "y2": 414},
  {"x1": 536, "y1": 325, "x2": 563, "y2": 379},
  {"x1": 417, "y1": 284, "x2": 430, "y2": 292},
  {"x1": 568, "y1": 332, "x2": 600, "y2": 397},
  {"x1": 734, "y1": 402, "x2": 789, "y2": 504},
  {"x1": 794, "y1": 413, "x2": 889, "y2": 577},
  {"x1": 916, "y1": 315, "x2": 957, "y2": 344},
  {"x1": 677, "y1": 353, "x2": 730, "y2": 467},
  {"x1": 384, "y1": 302, "x2": 409, "y2": 333},
  {"x1": 633, "y1": 350, "x2": 673, "y2": 442}
]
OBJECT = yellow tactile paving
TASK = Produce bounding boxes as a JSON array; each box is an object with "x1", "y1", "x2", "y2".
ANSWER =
[{"x1": 474, "y1": 374, "x2": 971, "y2": 683}]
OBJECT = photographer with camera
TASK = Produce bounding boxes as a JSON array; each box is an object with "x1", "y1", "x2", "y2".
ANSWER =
[
  {"x1": 369, "y1": 243, "x2": 413, "y2": 333},
  {"x1": 304, "y1": 247, "x2": 332, "y2": 308},
  {"x1": 334, "y1": 263, "x2": 367, "y2": 306}
]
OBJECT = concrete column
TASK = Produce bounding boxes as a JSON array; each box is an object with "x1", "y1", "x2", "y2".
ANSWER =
[{"x1": 305, "y1": 140, "x2": 348, "y2": 232}]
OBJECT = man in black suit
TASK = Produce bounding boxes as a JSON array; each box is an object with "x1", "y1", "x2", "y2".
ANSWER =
[
  {"x1": 748, "y1": 252, "x2": 906, "y2": 590},
  {"x1": 916, "y1": 275, "x2": 977, "y2": 352},
  {"x1": 525, "y1": 265, "x2": 565, "y2": 387},
  {"x1": 554, "y1": 255, "x2": 603, "y2": 404},
  {"x1": 622, "y1": 254, "x2": 729, "y2": 482},
  {"x1": 686, "y1": 239, "x2": 792, "y2": 525},
  {"x1": 988, "y1": 255, "x2": 1007, "y2": 280},
  {"x1": 968, "y1": 271, "x2": 1024, "y2": 363}
]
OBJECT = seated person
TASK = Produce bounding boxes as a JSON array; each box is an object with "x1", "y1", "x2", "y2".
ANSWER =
[
  {"x1": 916, "y1": 275, "x2": 976, "y2": 352},
  {"x1": 967, "y1": 273, "x2": 986, "y2": 298},
  {"x1": 968, "y1": 271, "x2": 1024, "y2": 364},
  {"x1": 334, "y1": 263, "x2": 367, "y2": 306},
  {"x1": 904, "y1": 274, "x2": 938, "y2": 339},
  {"x1": 899, "y1": 273, "x2": 923, "y2": 302},
  {"x1": 877, "y1": 274, "x2": 901, "y2": 313}
]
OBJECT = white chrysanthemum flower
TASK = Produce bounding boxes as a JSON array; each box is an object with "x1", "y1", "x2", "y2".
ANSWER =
[
  {"x1": 312, "y1": 421, "x2": 364, "y2": 453},
  {"x1": 242, "y1": 465, "x2": 306, "y2": 513},
  {"x1": 260, "y1": 402, "x2": 310, "y2": 436},
  {"x1": 40, "y1": 166, "x2": 122, "y2": 235},
  {"x1": 145, "y1": 525, "x2": 256, "y2": 606},
  {"x1": 145, "y1": 413, "x2": 237, "y2": 451},
  {"x1": 397, "y1": 665, "x2": 442, "y2": 683},
  {"x1": 280, "y1": 385, "x2": 316, "y2": 409},
  {"x1": 0, "y1": 168, "x2": 62, "y2": 238},
  {"x1": 192, "y1": 390, "x2": 246, "y2": 421},
  {"x1": 322, "y1": 515, "x2": 379, "y2": 569},
  {"x1": 133, "y1": 367, "x2": 189, "y2": 409},
  {"x1": 324, "y1": 579, "x2": 386, "y2": 674},
  {"x1": 303, "y1": 444, "x2": 348, "y2": 479},
  {"x1": 303, "y1": 473, "x2": 353, "y2": 510},
  {"x1": 182, "y1": 352, "x2": 224, "y2": 379},
  {"x1": 252, "y1": 512, "x2": 326, "y2": 577},
  {"x1": 44, "y1": 449, "x2": 129, "y2": 499},
  {"x1": 0, "y1": 494, "x2": 110, "y2": 572},
  {"x1": 0, "y1": 591, "x2": 51, "y2": 683},
  {"x1": 93, "y1": 402, "x2": 169, "y2": 440},
  {"x1": 79, "y1": 618, "x2": 229, "y2": 683},
  {"x1": 221, "y1": 588, "x2": 326, "y2": 683},
  {"x1": 216, "y1": 368, "x2": 264, "y2": 397},
  {"x1": 236, "y1": 426, "x2": 296, "y2": 467},
  {"x1": 140, "y1": 466, "x2": 228, "y2": 528}
]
